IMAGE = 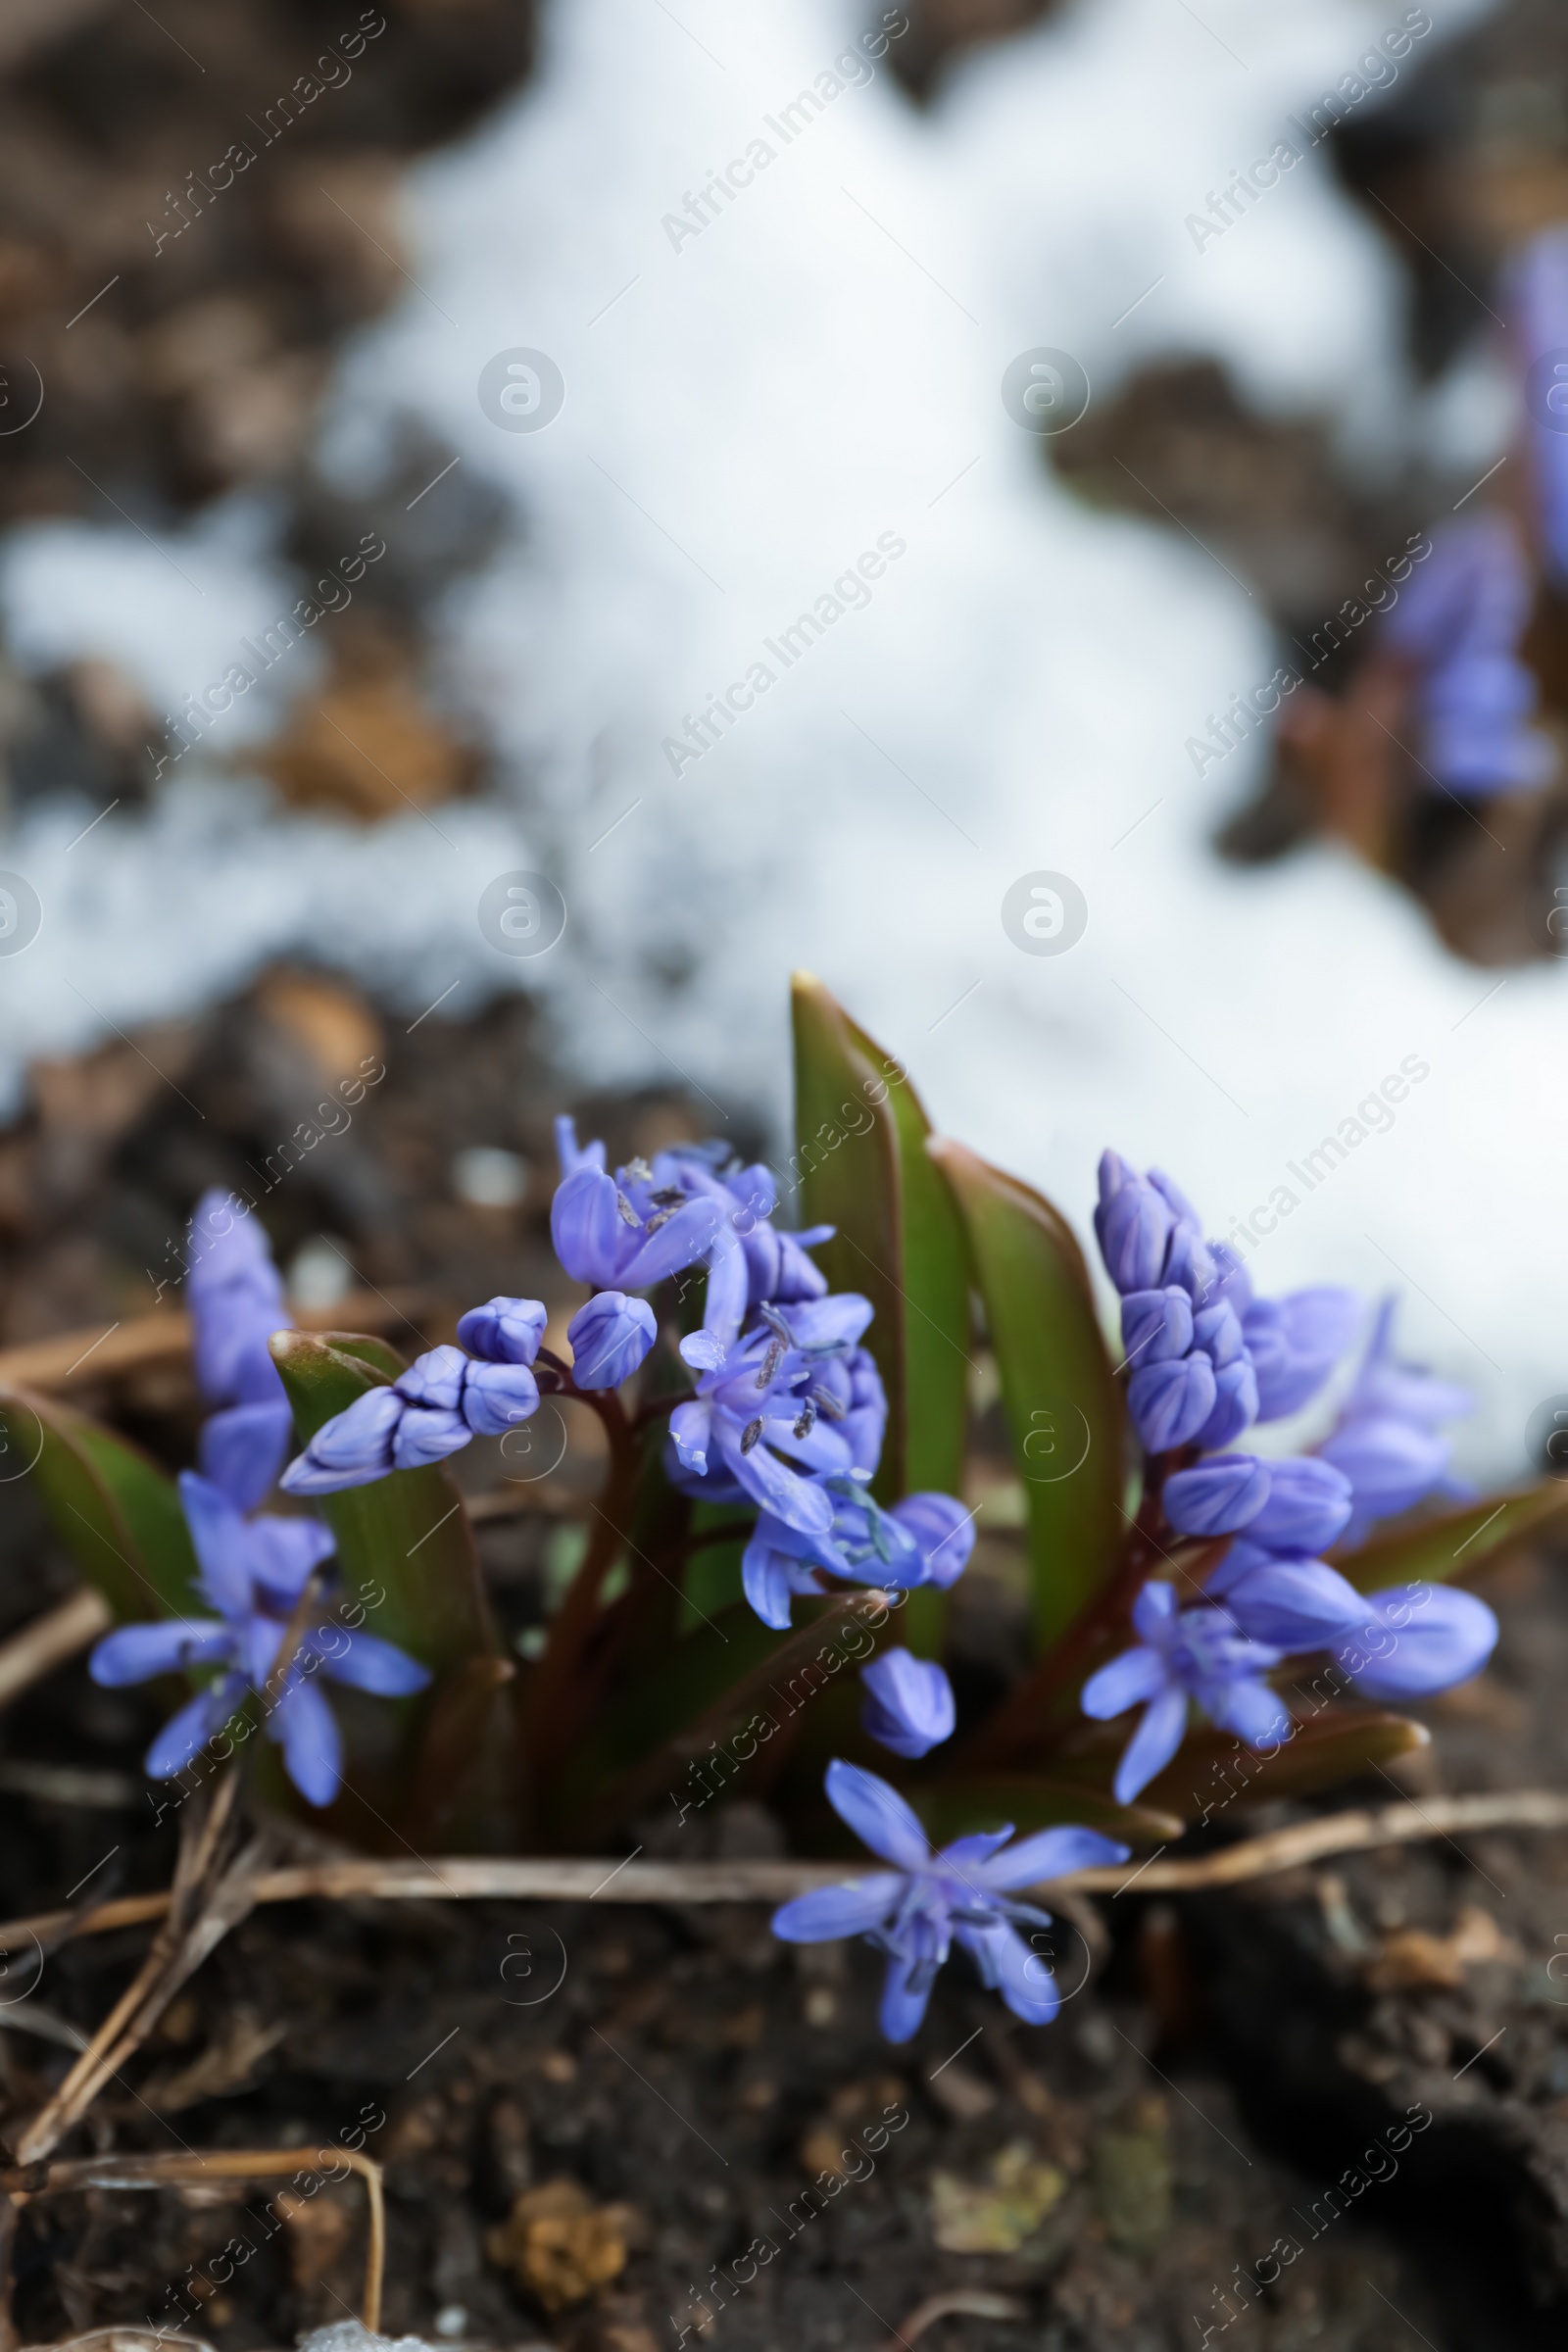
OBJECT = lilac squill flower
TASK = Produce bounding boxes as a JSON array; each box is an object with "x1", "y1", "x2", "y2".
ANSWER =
[
  {"x1": 860, "y1": 1650, "x2": 956, "y2": 1759},
  {"x1": 1081, "y1": 1581, "x2": 1289, "y2": 1805},
  {"x1": 770, "y1": 1760, "x2": 1127, "y2": 2041},
  {"x1": 650, "y1": 1139, "x2": 834, "y2": 1308},
  {"x1": 281, "y1": 1310, "x2": 544, "y2": 1494},
  {"x1": 1243, "y1": 1288, "x2": 1360, "y2": 1423},
  {"x1": 1317, "y1": 1298, "x2": 1473, "y2": 1546},
  {"x1": 186, "y1": 1189, "x2": 293, "y2": 1511},
  {"x1": 89, "y1": 1472, "x2": 428, "y2": 1804},
  {"x1": 740, "y1": 1476, "x2": 974, "y2": 1629},
  {"x1": 550, "y1": 1117, "x2": 723, "y2": 1291},
  {"x1": 566, "y1": 1292, "x2": 657, "y2": 1390},
  {"x1": 670, "y1": 1295, "x2": 873, "y2": 1536},
  {"x1": 1331, "y1": 1581, "x2": 1497, "y2": 1699},
  {"x1": 1164, "y1": 1454, "x2": 1352, "y2": 1550},
  {"x1": 1203, "y1": 1540, "x2": 1367, "y2": 1650}
]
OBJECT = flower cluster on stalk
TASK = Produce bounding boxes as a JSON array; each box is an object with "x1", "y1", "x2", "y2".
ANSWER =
[
  {"x1": 90, "y1": 1191, "x2": 429, "y2": 1804},
  {"x1": 282, "y1": 1122, "x2": 979, "y2": 1765},
  {"x1": 1083, "y1": 1153, "x2": 1496, "y2": 1803}
]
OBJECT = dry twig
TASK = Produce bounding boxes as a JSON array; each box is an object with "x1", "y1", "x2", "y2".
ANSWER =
[
  {"x1": 2, "y1": 1788, "x2": 1565, "y2": 1961},
  {"x1": 0, "y1": 1592, "x2": 111, "y2": 1713}
]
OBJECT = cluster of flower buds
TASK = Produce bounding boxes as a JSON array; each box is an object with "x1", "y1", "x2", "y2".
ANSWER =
[{"x1": 1086, "y1": 1153, "x2": 1495, "y2": 1803}]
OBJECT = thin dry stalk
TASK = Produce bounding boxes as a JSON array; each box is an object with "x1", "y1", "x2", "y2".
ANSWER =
[
  {"x1": 0, "y1": 2150, "x2": 384, "y2": 2334},
  {"x1": 17, "y1": 1775, "x2": 242, "y2": 2165},
  {"x1": 0, "y1": 1593, "x2": 111, "y2": 1714},
  {"x1": 1, "y1": 1787, "x2": 1565, "y2": 1961}
]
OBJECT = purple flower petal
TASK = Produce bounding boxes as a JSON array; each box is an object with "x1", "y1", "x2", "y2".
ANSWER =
[
  {"x1": 272, "y1": 1675, "x2": 343, "y2": 1807},
  {"x1": 1334, "y1": 1584, "x2": 1497, "y2": 1699},
  {"x1": 91, "y1": 1619, "x2": 234, "y2": 1686},
  {"x1": 958, "y1": 1920, "x2": 1059, "y2": 2027},
  {"x1": 461, "y1": 1359, "x2": 541, "y2": 1436},
  {"x1": 1192, "y1": 1358, "x2": 1259, "y2": 1450},
  {"x1": 1128, "y1": 1353, "x2": 1217, "y2": 1450},
  {"x1": 860, "y1": 1650, "x2": 956, "y2": 1759},
  {"x1": 550, "y1": 1163, "x2": 627, "y2": 1286},
  {"x1": 391, "y1": 1405, "x2": 471, "y2": 1470},
  {"x1": 976, "y1": 1825, "x2": 1130, "y2": 1891},
  {"x1": 146, "y1": 1683, "x2": 239, "y2": 1779},
  {"x1": 396, "y1": 1346, "x2": 469, "y2": 1412},
  {"x1": 889, "y1": 1492, "x2": 975, "y2": 1589},
  {"x1": 1080, "y1": 1644, "x2": 1165, "y2": 1719},
  {"x1": 198, "y1": 1401, "x2": 293, "y2": 1514},
  {"x1": 1214, "y1": 1556, "x2": 1363, "y2": 1648},
  {"x1": 618, "y1": 1195, "x2": 723, "y2": 1288},
  {"x1": 770, "y1": 1875, "x2": 903, "y2": 1941},
  {"x1": 177, "y1": 1470, "x2": 256, "y2": 1617},
  {"x1": 281, "y1": 1386, "x2": 403, "y2": 1494},
  {"x1": 1112, "y1": 1686, "x2": 1189, "y2": 1804},
  {"x1": 1120, "y1": 1288, "x2": 1195, "y2": 1369},
  {"x1": 567, "y1": 1293, "x2": 657, "y2": 1390},
  {"x1": 1164, "y1": 1454, "x2": 1272, "y2": 1538},
  {"x1": 879, "y1": 1952, "x2": 934, "y2": 2043},
  {"x1": 1248, "y1": 1457, "x2": 1352, "y2": 1552},
  {"x1": 315, "y1": 1628, "x2": 431, "y2": 1695},
  {"x1": 1205, "y1": 1674, "x2": 1290, "y2": 1749},
  {"x1": 823, "y1": 1758, "x2": 931, "y2": 1869},
  {"x1": 456, "y1": 1297, "x2": 548, "y2": 1366}
]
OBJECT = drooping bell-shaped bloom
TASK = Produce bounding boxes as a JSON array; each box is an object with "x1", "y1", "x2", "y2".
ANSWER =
[
  {"x1": 1127, "y1": 1352, "x2": 1217, "y2": 1452},
  {"x1": 281, "y1": 1339, "x2": 541, "y2": 1494},
  {"x1": 1164, "y1": 1453, "x2": 1352, "y2": 1551},
  {"x1": 670, "y1": 1295, "x2": 874, "y2": 1536},
  {"x1": 89, "y1": 1471, "x2": 428, "y2": 1804},
  {"x1": 1081, "y1": 1580, "x2": 1289, "y2": 1805},
  {"x1": 1244, "y1": 1288, "x2": 1360, "y2": 1423},
  {"x1": 456, "y1": 1295, "x2": 548, "y2": 1366},
  {"x1": 1095, "y1": 1152, "x2": 1177, "y2": 1296},
  {"x1": 770, "y1": 1760, "x2": 1128, "y2": 2041},
  {"x1": 1317, "y1": 1299, "x2": 1473, "y2": 1546},
  {"x1": 566, "y1": 1292, "x2": 657, "y2": 1390},
  {"x1": 1331, "y1": 1581, "x2": 1497, "y2": 1700},
  {"x1": 1204, "y1": 1540, "x2": 1367, "y2": 1650},
  {"x1": 186, "y1": 1190, "x2": 293, "y2": 1511},
  {"x1": 648, "y1": 1139, "x2": 834, "y2": 1310},
  {"x1": 860, "y1": 1649, "x2": 956, "y2": 1759},
  {"x1": 550, "y1": 1118, "x2": 723, "y2": 1292},
  {"x1": 740, "y1": 1474, "x2": 975, "y2": 1629}
]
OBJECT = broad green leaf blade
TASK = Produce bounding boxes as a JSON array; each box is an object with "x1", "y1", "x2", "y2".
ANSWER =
[
  {"x1": 840, "y1": 1006, "x2": 971, "y2": 1500},
  {"x1": 927, "y1": 1138, "x2": 1126, "y2": 1650},
  {"x1": 792, "y1": 977, "x2": 973, "y2": 1656},
  {"x1": 0, "y1": 1383, "x2": 199, "y2": 1620},
  {"x1": 791, "y1": 973, "x2": 906, "y2": 1494},
  {"x1": 913, "y1": 1775, "x2": 1181, "y2": 1848},
  {"x1": 270, "y1": 1331, "x2": 495, "y2": 1674},
  {"x1": 1335, "y1": 1484, "x2": 1568, "y2": 1593}
]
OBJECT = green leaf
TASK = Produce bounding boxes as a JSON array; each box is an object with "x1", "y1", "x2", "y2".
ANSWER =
[
  {"x1": 927, "y1": 1138, "x2": 1126, "y2": 1650},
  {"x1": 269, "y1": 1331, "x2": 496, "y2": 1675},
  {"x1": 562, "y1": 1587, "x2": 893, "y2": 1841},
  {"x1": 1334, "y1": 1484, "x2": 1568, "y2": 1593},
  {"x1": 913, "y1": 1775, "x2": 1181, "y2": 1849},
  {"x1": 0, "y1": 1383, "x2": 199, "y2": 1620},
  {"x1": 792, "y1": 976, "x2": 973, "y2": 1655}
]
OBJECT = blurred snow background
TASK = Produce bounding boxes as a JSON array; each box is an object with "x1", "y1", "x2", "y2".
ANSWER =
[{"x1": 3, "y1": 0, "x2": 1556, "y2": 1478}]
